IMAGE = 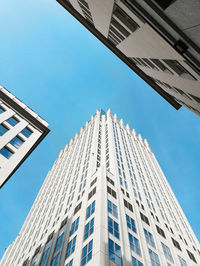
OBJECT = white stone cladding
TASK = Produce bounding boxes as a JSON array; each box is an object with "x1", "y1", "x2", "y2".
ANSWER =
[
  {"x1": 58, "y1": 0, "x2": 200, "y2": 116},
  {"x1": 0, "y1": 86, "x2": 49, "y2": 188},
  {"x1": 1, "y1": 109, "x2": 199, "y2": 266}
]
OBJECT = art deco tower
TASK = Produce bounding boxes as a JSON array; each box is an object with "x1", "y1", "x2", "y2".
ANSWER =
[{"x1": 1, "y1": 109, "x2": 199, "y2": 266}]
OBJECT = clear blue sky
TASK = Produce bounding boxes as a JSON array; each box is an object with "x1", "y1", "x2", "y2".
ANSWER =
[{"x1": 0, "y1": 0, "x2": 200, "y2": 260}]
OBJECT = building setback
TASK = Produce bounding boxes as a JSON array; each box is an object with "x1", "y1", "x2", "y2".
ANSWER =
[
  {"x1": 1, "y1": 109, "x2": 199, "y2": 265},
  {"x1": 0, "y1": 85, "x2": 49, "y2": 188},
  {"x1": 57, "y1": 0, "x2": 200, "y2": 116}
]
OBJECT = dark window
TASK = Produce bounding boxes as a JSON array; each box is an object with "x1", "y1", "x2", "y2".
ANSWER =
[
  {"x1": 111, "y1": 18, "x2": 130, "y2": 37},
  {"x1": 0, "y1": 147, "x2": 14, "y2": 159},
  {"x1": 90, "y1": 177, "x2": 97, "y2": 187},
  {"x1": 151, "y1": 59, "x2": 172, "y2": 74},
  {"x1": 171, "y1": 237, "x2": 181, "y2": 251},
  {"x1": 88, "y1": 187, "x2": 96, "y2": 200},
  {"x1": 0, "y1": 124, "x2": 9, "y2": 136},
  {"x1": 22, "y1": 259, "x2": 29, "y2": 266},
  {"x1": 74, "y1": 202, "x2": 82, "y2": 215},
  {"x1": 142, "y1": 58, "x2": 158, "y2": 69},
  {"x1": 46, "y1": 231, "x2": 54, "y2": 243},
  {"x1": 107, "y1": 186, "x2": 117, "y2": 199},
  {"x1": 113, "y1": 4, "x2": 139, "y2": 32},
  {"x1": 140, "y1": 212, "x2": 150, "y2": 225},
  {"x1": 0, "y1": 106, "x2": 5, "y2": 114},
  {"x1": 124, "y1": 199, "x2": 133, "y2": 212},
  {"x1": 187, "y1": 250, "x2": 197, "y2": 263},
  {"x1": 156, "y1": 225, "x2": 166, "y2": 238},
  {"x1": 153, "y1": 0, "x2": 176, "y2": 10},
  {"x1": 60, "y1": 217, "x2": 68, "y2": 229},
  {"x1": 7, "y1": 117, "x2": 19, "y2": 126},
  {"x1": 21, "y1": 127, "x2": 33, "y2": 138},
  {"x1": 107, "y1": 176, "x2": 115, "y2": 186},
  {"x1": 10, "y1": 136, "x2": 24, "y2": 149},
  {"x1": 163, "y1": 60, "x2": 196, "y2": 80},
  {"x1": 34, "y1": 245, "x2": 41, "y2": 257},
  {"x1": 174, "y1": 39, "x2": 188, "y2": 54},
  {"x1": 188, "y1": 93, "x2": 200, "y2": 104}
]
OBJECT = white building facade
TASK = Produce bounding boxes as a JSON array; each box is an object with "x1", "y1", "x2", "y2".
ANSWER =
[
  {"x1": 1, "y1": 109, "x2": 199, "y2": 266},
  {"x1": 0, "y1": 85, "x2": 49, "y2": 188},
  {"x1": 57, "y1": 0, "x2": 200, "y2": 116}
]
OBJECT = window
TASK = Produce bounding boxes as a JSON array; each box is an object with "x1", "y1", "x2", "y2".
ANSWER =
[
  {"x1": 60, "y1": 216, "x2": 68, "y2": 229},
  {"x1": 0, "y1": 147, "x2": 14, "y2": 159},
  {"x1": 161, "y1": 243, "x2": 174, "y2": 263},
  {"x1": 108, "y1": 217, "x2": 120, "y2": 239},
  {"x1": 107, "y1": 176, "x2": 114, "y2": 186},
  {"x1": 84, "y1": 218, "x2": 94, "y2": 240},
  {"x1": 74, "y1": 202, "x2": 82, "y2": 215},
  {"x1": 153, "y1": 0, "x2": 176, "y2": 10},
  {"x1": 107, "y1": 200, "x2": 118, "y2": 218},
  {"x1": 128, "y1": 233, "x2": 141, "y2": 255},
  {"x1": 70, "y1": 217, "x2": 79, "y2": 236},
  {"x1": 142, "y1": 58, "x2": 158, "y2": 69},
  {"x1": 86, "y1": 201, "x2": 95, "y2": 219},
  {"x1": 40, "y1": 248, "x2": 49, "y2": 266},
  {"x1": 55, "y1": 233, "x2": 64, "y2": 252},
  {"x1": 66, "y1": 259, "x2": 73, "y2": 266},
  {"x1": 107, "y1": 186, "x2": 117, "y2": 198},
  {"x1": 66, "y1": 236, "x2": 76, "y2": 258},
  {"x1": 90, "y1": 177, "x2": 97, "y2": 187},
  {"x1": 124, "y1": 199, "x2": 133, "y2": 212},
  {"x1": 113, "y1": 4, "x2": 139, "y2": 33},
  {"x1": 0, "y1": 124, "x2": 9, "y2": 136},
  {"x1": 51, "y1": 253, "x2": 60, "y2": 266},
  {"x1": 88, "y1": 187, "x2": 96, "y2": 200},
  {"x1": 126, "y1": 215, "x2": 136, "y2": 233},
  {"x1": 46, "y1": 231, "x2": 54, "y2": 243},
  {"x1": 10, "y1": 136, "x2": 24, "y2": 149},
  {"x1": 171, "y1": 238, "x2": 181, "y2": 251},
  {"x1": 132, "y1": 256, "x2": 143, "y2": 266},
  {"x1": 34, "y1": 245, "x2": 41, "y2": 257},
  {"x1": 187, "y1": 250, "x2": 197, "y2": 263},
  {"x1": 0, "y1": 107, "x2": 5, "y2": 114},
  {"x1": 140, "y1": 212, "x2": 150, "y2": 225},
  {"x1": 7, "y1": 117, "x2": 19, "y2": 126},
  {"x1": 21, "y1": 127, "x2": 33, "y2": 138},
  {"x1": 108, "y1": 238, "x2": 122, "y2": 266},
  {"x1": 189, "y1": 93, "x2": 200, "y2": 104},
  {"x1": 156, "y1": 225, "x2": 166, "y2": 238},
  {"x1": 151, "y1": 59, "x2": 172, "y2": 74},
  {"x1": 144, "y1": 229, "x2": 155, "y2": 248},
  {"x1": 178, "y1": 256, "x2": 187, "y2": 266},
  {"x1": 81, "y1": 239, "x2": 93, "y2": 266},
  {"x1": 148, "y1": 249, "x2": 160, "y2": 266},
  {"x1": 163, "y1": 60, "x2": 196, "y2": 80}
]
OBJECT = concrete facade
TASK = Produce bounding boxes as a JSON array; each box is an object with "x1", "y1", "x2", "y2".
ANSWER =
[
  {"x1": 1, "y1": 109, "x2": 199, "y2": 266},
  {"x1": 57, "y1": 0, "x2": 200, "y2": 116},
  {"x1": 0, "y1": 85, "x2": 49, "y2": 188}
]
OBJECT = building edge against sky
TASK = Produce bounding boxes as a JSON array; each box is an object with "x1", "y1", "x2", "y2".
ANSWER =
[
  {"x1": 1, "y1": 109, "x2": 199, "y2": 266},
  {"x1": 0, "y1": 85, "x2": 50, "y2": 188},
  {"x1": 57, "y1": 0, "x2": 200, "y2": 117}
]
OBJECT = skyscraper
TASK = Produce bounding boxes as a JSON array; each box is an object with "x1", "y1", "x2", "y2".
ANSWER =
[
  {"x1": 0, "y1": 85, "x2": 49, "y2": 188},
  {"x1": 1, "y1": 109, "x2": 199, "y2": 266},
  {"x1": 57, "y1": 0, "x2": 200, "y2": 116}
]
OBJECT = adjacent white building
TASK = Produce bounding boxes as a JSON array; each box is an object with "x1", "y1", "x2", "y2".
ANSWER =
[
  {"x1": 1, "y1": 109, "x2": 199, "y2": 266},
  {"x1": 0, "y1": 85, "x2": 50, "y2": 188},
  {"x1": 57, "y1": 0, "x2": 200, "y2": 116}
]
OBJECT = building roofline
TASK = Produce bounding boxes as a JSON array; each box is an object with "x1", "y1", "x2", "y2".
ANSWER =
[{"x1": 56, "y1": 0, "x2": 181, "y2": 110}]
